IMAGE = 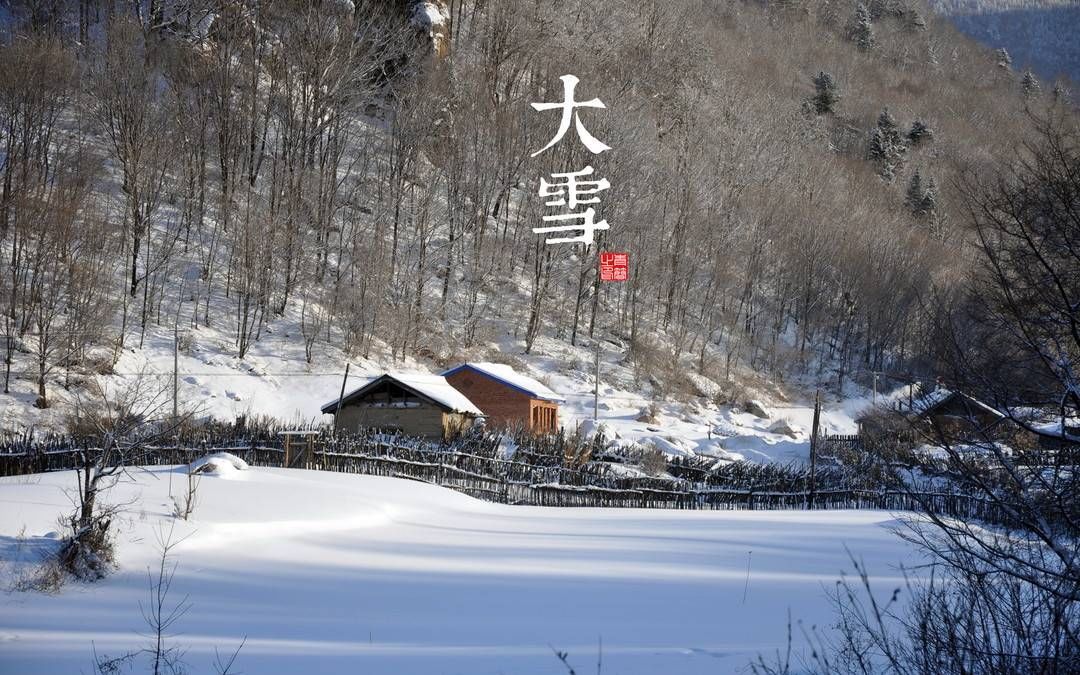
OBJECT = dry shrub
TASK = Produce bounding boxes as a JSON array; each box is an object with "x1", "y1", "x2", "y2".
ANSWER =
[
  {"x1": 712, "y1": 381, "x2": 750, "y2": 407},
  {"x1": 16, "y1": 517, "x2": 117, "y2": 593},
  {"x1": 14, "y1": 555, "x2": 67, "y2": 594},
  {"x1": 636, "y1": 402, "x2": 661, "y2": 424},
  {"x1": 564, "y1": 440, "x2": 593, "y2": 469},
  {"x1": 56, "y1": 518, "x2": 116, "y2": 582},
  {"x1": 628, "y1": 334, "x2": 669, "y2": 385},
  {"x1": 639, "y1": 445, "x2": 668, "y2": 476},
  {"x1": 486, "y1": 351, "x2": 527, "y2": 371},
  {"x1": 176, "y1": 331, "x2": 196, "y2": 354},
  {"x1": 6, "y1": 527, "x2": 66, "y2": 594}
]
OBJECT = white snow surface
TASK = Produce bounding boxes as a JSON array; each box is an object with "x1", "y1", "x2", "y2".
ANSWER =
[
  {"x1": 443, "y1": 362, "x2": 566, "y2": 402},
  {"x1": 324, "y1": 372, "x2": 484, "y2": 416},
  {"x1": 0, "y1": 469, "x2": 919, "y2": 674}
]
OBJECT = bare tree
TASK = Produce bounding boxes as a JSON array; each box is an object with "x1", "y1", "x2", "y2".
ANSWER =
[
  {"x1": 59, "y1": 372, "x2": 176, "y2": 581},
  {"x1": 91, "y1": 18, "x2": 171, "y2": 302},
  {"x1": 754, "y1": 114, "x2": 1080, "y2": 675},
  {"x1": 142, "y1": 524, "x2": 192, "y2": 675},
  {"x1": 171, "y1": 467, "x2": 199, "y2": 521},
  {"x1": 93, "y1": 522, "x2": 245, "y2": 675}
]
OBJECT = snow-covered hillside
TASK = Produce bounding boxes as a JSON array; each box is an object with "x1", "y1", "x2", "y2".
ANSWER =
[
  {"x1": 0, "y1": 467, "x2": 918, "y2": 674},
  {"x1": 1, "y1": 306, "x2": 868, "y2": 465},
  {"x1": 3, "y1": 0, "x2": 1038, "y2": 454}
]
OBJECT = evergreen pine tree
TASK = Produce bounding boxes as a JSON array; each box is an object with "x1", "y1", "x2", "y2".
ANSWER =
[
  {"x1": 906, "y1": 169, "x2": 924, "y2": 214},
  {"x1": 921, "y1": 177, "x2": 938, "y2": 218},
  {"x1": 879, "y1": 109, "x2": 902, "y2": 144},
  {"x1": 852, "y1": 4, "x2": 875, "y2": 51},
  {"x1": 996, "y1": 48, "x2": 1012, "y2": 70},
  {"x1": 908, "y1": 9, "x2": 926, "y2": 31},
  {"x1": 908, "y1": 119, "x2": 933, "y2": 145},
  {"x1": 1022, "y1": 70, "x2": 1041, "y2": 99},
  {"x1": 1053, "y1": 82, "x2": 1072, "y2": 105},
  {"x1": 868, "y1": 107, "x2": 905, "y2": 181},
  {"x1": 811, "y1": 71, "x2": 840, "y2": 114}
]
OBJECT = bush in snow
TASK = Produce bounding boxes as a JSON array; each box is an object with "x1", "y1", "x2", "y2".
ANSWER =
[
  {"x1": 638, "y1": 445, "x2": 668, "y2": 476},
  {"x1": 56, "y1": 517, "x2": 117, "y2": 583},
  {"x1": 635, "y1": 402, "x2": 662, "y2": 424}
]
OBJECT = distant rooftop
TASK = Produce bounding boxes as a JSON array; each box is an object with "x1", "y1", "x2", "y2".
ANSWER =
[
  {"x1": 890, "y1": 386, "x2": 1003, "y2": 419},
  {"x1": 442, "y1": 362, "x2": 566, "y2": 403},
  {"x1": 321, "y1": 372, "x2": 484, "y2": 416}
]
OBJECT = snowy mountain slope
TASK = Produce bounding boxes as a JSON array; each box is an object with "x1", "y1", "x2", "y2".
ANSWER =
[
  {"x1": 0, "y1": 468, "x2": 920, "y2": 674},
  {"x1": 1, "y1": 0, "x2": 1049, "y2": 444},
  {"x1": 3, "y1": 0, "x2": 1024, "y2": 453}
]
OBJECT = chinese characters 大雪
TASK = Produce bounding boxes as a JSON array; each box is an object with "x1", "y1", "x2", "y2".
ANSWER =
[{"x1": 530, "y1": 75, "x2": 611, "y2": 246}]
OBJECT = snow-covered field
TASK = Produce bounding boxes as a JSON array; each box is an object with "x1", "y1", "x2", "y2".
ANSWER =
[{"x1": 0, "y1": 466, "x2": 918, "y2": 674}]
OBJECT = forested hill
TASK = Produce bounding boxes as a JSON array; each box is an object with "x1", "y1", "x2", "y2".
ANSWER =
[
  {"x1": 0, "y1": 0, "x2": 1075, "y2": 426},
  {"x1": 929, "y1": 0, "x2": 1080, "y2": 84}
]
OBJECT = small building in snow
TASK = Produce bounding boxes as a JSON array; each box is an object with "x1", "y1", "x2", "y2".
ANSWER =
[
  {"x1": 859, "y1": 385, "x2": 1006, "y2": 441},
  {"x1": 903, "y1": 387, "x2": 1005, "y2": 435},
  {"x1": 320, "y1": 372, "x2": 483, "y2": 441},
  {"x1": 442, "y1": 362, "x2": 565, "y2": 434}
]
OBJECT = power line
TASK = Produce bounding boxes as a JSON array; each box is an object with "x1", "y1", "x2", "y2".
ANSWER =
[{"x1": 0, "y1": 368, "x2": 823, "y2": 408}]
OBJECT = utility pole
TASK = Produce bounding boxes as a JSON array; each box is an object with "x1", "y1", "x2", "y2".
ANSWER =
[
  {"x1": 172, "y1": 327, "x2": 179, "y2": 420},
  {"x1": 335, "y1": 363, "x2": 350, "y2": 432},
  {"x1": 809, "y1": 389, "x2": 821, "y2": 510},
  {"x1": 172, "y1": 276, "x2": 186, "y2": 421},
  {"x1": 3, "y1": 333, "x2": 12, "y2": 395},
  {"x1": 593, "y1": 336, "x2": 600, "y2": 421}
]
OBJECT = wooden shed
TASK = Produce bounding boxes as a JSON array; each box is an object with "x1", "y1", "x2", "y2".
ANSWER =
[
  {"x1": 320, "y1": 373, "x2": 483, "y2": 441},
  {"x1": 861, "y1": 385, "x2": 1006, "y2": 440},
  {"x1": 909, "y1": 388, "x2": 1004, "y2": 435},
  {"x1": 442, "y1": 362, "x2": 565, "y2": 434}
]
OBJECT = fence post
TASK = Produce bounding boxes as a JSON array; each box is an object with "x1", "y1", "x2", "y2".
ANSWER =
[{"x1": 809, "y1": 390, "x2": 821, "y2": 510}]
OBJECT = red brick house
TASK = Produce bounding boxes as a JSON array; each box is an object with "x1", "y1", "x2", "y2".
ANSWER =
[{"x1": 442, "y1": 363, "x2": 565, "y2": 434}]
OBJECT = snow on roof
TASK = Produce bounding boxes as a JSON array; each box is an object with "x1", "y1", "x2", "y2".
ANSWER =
[
  {"x1": 1031, "y1": 420, "x2": 1080, "y2": 442},
  {"x1": 892, "y1": 386, "x2": 1003, "y2": 419},
  {"x1": 321, "y1": 372, "x2": 484, "y2": 416},
  {"x1": 442, "y1": 362, "x2": 566, "y2": 402},
  {"x1": 902, "y1": 387, "x2": 952, "y2": 415}
]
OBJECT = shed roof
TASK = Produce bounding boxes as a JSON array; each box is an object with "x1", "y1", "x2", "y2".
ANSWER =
[
  {"x1": 321, "y1": 372, "x2": 484, "y2": 416},
  {"x1": 1030, "y1": 419, "x2": 1080, "y2": 442},
  {"x1": 442, "y1": 362, "x2": 566, "y2": 403},
  {"x1": 895, "y1": 387, "x2": 1004, "y2": 419}
]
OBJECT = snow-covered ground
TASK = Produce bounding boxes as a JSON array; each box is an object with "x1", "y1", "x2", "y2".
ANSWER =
[
  {"x1": 0, "y1": 467, "x2": 918, "y2": 674},
  {"x1": 500, "y1": 332, "x2": 868, "y2": 464},
  {"x1": 1, "y1": 314, "x2": 871, "y2": 467}
]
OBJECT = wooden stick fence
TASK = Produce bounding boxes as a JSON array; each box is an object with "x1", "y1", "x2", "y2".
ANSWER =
[{"x1": 0, "y1": 432, "x2": 1016, "y2": 525}]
